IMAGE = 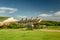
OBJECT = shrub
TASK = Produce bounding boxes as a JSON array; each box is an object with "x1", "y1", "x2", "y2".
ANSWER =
[
  {"x1": 26, "y1": 24, "x2": 33, "y2": 30},
  {"x1": 34, "y1": 25, "x2": 41, "y2": 29},
  {"x1": 16, "y1": 23, "x2": 25, "y2": 28},
  {"x1": 7, "y1": 22, "x2": 25, "y2": 29},
  {"x1": 8, "y1": 22, "x2": 18, "y2": 29},
  {"x1": 33, "y1": 22, "x2": 47, "y2": 29}
]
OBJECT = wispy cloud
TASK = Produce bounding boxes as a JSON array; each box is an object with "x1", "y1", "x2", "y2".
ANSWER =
[
  {"x1": 54, "y1": 11, "x2": 60, "y2": 16},
  {"x1": 39, "y1": 14, "x2": 52, "y2": 17},
  {"x1": 49, "y1": 11, "x2": 54, "y2": 12},
  {"x1": 0, "y1": 7, "x2": 17, "y2": 13},
  {"x1": 19, "y1": 16, "x2": 27, "y2": 18},
  {"x1": 38, "y1": 11, "x2": 60, "y2": 21},
  {"x1": 39, "y1": 11, "x2": 60, "y2": 17}
]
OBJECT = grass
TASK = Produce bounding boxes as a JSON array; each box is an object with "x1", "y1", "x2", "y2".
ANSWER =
[
  {"x1": 0, "y1": 29, "x2": 60, "y2": 40},
  {"x1": 0, "y1": 16, "x2": 9, "y2": 22},
  {"x1": 47, "y1": 26, "x2": 60, "y2": 30}
]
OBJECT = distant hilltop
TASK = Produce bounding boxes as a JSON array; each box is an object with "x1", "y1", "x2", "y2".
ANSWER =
[{"x1": 0, "y1": 16, "x2": 9, "y2": 22}]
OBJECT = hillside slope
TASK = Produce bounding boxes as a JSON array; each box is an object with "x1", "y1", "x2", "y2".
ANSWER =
[{"x1": 0, "y1": 16, "x2": 9, "y2": 22}]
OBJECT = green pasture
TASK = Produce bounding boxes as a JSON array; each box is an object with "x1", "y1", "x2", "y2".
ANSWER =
[
  {"x1": 47, "y1": 26, "x2": 60, "y2": 30},
  {"x1": 0, "y1": 29, "x2": 60, "y2": 40}
]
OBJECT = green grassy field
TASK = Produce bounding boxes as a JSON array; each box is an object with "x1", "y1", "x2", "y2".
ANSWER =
[
  {"x1": 0, "y1": 29, "x2": 60, "y2": 40},
  {"x1": 47, "y1": 26, "x2": 60, "y2": 30}
]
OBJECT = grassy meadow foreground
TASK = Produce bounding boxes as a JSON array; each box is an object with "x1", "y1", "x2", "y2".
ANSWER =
[
  {"x1": 0, "y1": 17, "x2": 60, "y2": 40},
  {"x1": 0, "y1": 29, "x2": 60, "y2": 40}
]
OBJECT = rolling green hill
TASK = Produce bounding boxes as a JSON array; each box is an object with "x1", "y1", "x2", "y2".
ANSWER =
[{"x1": 0, "y1": 16, "x2": 9, "y2": 22}]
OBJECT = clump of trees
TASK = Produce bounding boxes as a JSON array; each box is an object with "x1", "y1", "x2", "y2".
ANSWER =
[
  {"x1": 0, "y1": 20, "x2": 60, "y2": 30},
  {"x1": 0, "y1": 22, "x2": 42, "y2": 30},
  {"x1": 38, "y1": 21, "x2": 60, "y2": 26},
  {"x1": 7, "y1": 22, "x2": 25, "y2": 29}
]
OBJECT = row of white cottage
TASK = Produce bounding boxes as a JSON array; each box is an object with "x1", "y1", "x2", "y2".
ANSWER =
[{"x1": 0, "y1": 17, "x2": 42, "y2": 25}]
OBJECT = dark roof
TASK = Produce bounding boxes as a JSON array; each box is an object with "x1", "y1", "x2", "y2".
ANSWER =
[{"x1": 18, "y1": 18, "x2": 40, "y2": 23}]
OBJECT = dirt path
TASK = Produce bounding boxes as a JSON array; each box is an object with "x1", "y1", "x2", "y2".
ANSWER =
[{"x1": 40, "y1": 29, "x2": 60, "y2": 32}]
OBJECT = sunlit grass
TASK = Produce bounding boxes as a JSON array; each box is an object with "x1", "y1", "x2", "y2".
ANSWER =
[
  {"x1": 0, "y1": 29, "x2": 60, "y2": 40},
  {"x1": 47, "y1": 26, "x2": 60, "y2": 30}
]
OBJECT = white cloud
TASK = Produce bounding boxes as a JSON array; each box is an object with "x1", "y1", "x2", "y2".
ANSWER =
[
  {"x1": 0, "y1": 7, "x2": 17, "y2": 13},
  {"x1": 39, "y1": 11, "x2": 60, "y2": 17},
  {"x1": 19, "y1": 16, "x2": 27, "y2": 18},
  {"x1": 0, "y1": 10, "x2": 5, "y2": 13},
  {"x1": 49, "y1": 11, "x2": 54, "y2": 12},
  {"x1": 39, "y1": 14, "x2": 52, "y2": 17},
  {"x1": 38, "y1": 11, "x2": 60, "y2": 21},
  {"x1": 54, "y1": 11, "x2": 60, "y2": 16}
]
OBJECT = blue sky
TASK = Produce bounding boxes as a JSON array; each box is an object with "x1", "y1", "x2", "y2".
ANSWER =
[{"x1": 0, "y1": 0, "x2": 60, "y2": 21}]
